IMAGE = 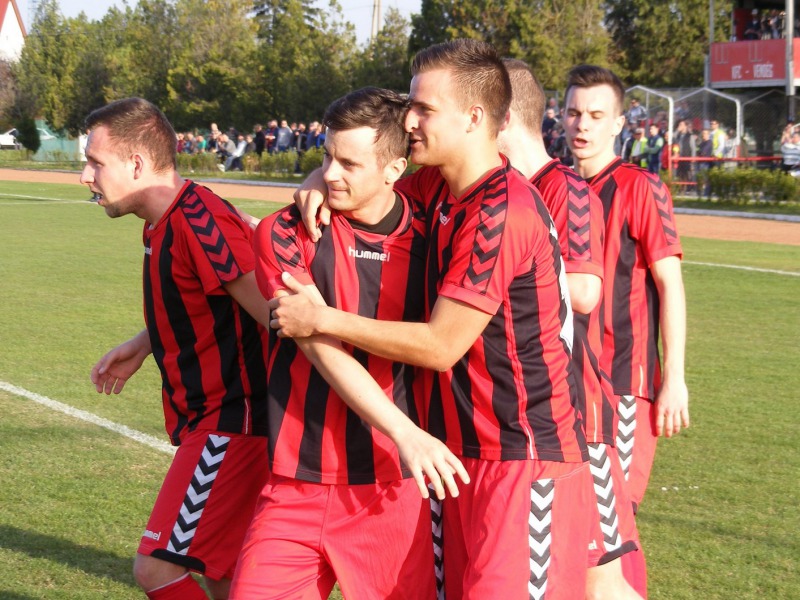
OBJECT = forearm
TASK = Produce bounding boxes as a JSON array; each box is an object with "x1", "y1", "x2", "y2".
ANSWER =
[
  {"x1": 296, "y1": 336, "x2": 418, "y2": 441},
  {"x1": 314, "y1": 306, "x2": 448, "y2": 370}
]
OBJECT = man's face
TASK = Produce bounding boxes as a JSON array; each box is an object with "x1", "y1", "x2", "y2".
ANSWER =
[
  {"x1": 405, "y1": 69, "x2": 471, "y2": 167},
  {"x1": 711, "y1": 120, "x2": 719, "y2": 130},
  {"x1": 563, "y1": 84, "x2": 624, "y2": 165},
  {"x1": 322, "y1": 127, "x2": 395, "y2": 220},
  {"x1": 650, "y1": 126, "x2": 659, "y2": 137},
  {"x1": 546, "y1": 108, "x2": 555, "y2": 119},
  {"x1": 80, "y1": 126, "x2": 141, "y2": 219}
]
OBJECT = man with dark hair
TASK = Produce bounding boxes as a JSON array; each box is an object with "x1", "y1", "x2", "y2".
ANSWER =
[
  {"x1": 272, "y1": 39, "x2": 593, "y2": 599},
  {"x1": 229, "y1": 87, "x2": 467, "y2": 600},
  {"x1": 499, "y1": 58, "x2": 645, "y2": 600},
  {"x1": 563, "y1": 61, "x2": 689, "y2": 529},
  {"x1": 82, "y1": 97, "x2": 270, "y2": 600}
]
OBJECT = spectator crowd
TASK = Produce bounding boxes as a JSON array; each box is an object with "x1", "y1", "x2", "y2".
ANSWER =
[{"x1": 174, "y1": 119, "x2": 328, "y2": 172}]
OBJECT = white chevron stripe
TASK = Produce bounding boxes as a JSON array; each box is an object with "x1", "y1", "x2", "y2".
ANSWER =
[{"x1": 528, "y1": 580, "x2": 547, "y2": 600}]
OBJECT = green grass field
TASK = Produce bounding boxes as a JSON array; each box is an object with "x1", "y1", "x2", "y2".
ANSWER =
[{"x1": 1, "y1": 180, "x2": 799, "y2": 599}]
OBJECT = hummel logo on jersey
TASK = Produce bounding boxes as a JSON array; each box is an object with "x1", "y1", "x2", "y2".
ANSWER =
[
  {"x1": 436, "y1": 201, "x2": 451, "y2": 226},
  {"x1": 143, "y1": 529, "x2": 161, "y2": 541},
  {"x1": 348, "y1": 246, "x2": 390, "y2": 262}
]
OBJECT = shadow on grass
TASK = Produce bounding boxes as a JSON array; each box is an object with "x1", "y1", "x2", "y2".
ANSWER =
[
  {"x1": 0, "y1": 524, "x2": 136, "y2": 588},
  {"x1": 0, "y1": 592, "x2": 43, "y2": 600}
]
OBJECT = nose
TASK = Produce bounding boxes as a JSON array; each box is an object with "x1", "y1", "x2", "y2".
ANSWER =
[
  {"x1": 404, "y1": 109, "x2": 418, "y2": 133},
  {"x1": 79, "y1": 164, "x2": 94, "y2": 185}
]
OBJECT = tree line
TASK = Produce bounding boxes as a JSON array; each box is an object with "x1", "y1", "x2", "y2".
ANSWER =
[{"x1": 0, "y1": 0, "x2": 730, "y2": 137}]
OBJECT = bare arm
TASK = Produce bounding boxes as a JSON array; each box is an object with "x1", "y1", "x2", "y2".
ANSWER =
[
  {"x1": 650, "y1": 256, "x2": 689, "y2": 437},
  {"x1": 567, "y1": 272, "x2": 602, "y2": 314},
  {"x1": 238, "y1": 272, "x2": 468, "y2": 498},
  {"x1": 269, "y1": 272, "x2": 493, "y2": 372},
  {"x1": 90, "y1": 328, "x2": 152, "y2": 394},
  {"x1": 295, "y1": 334, "x2": 468, "y2": 499}
]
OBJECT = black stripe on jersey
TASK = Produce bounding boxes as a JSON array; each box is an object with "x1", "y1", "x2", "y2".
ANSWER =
[
  {"x1": 611, "y1": 220, "x2": 636, "y2": 392},
  {"x1": 240, "y1": 310, "x2": 269, "y2": 436},
  {"x1": 266, "y1": 329, "x2": 299, "y2": 473},
  {"x1": 144, "y1": 244, "x2": 183, "y2": 445},
  {"x1": 207, "y1": 294, "x2": 247, "y2": 433},
  {"x1": 297, "y1": 365, "x2": 330, "y2": 482},
  {"x1": 346, "y1": 235, "x2": 384, "y2": 484},
  {"x1": 571, "y1": 313, "x2": 591, "y2": 425},
  {"x1": 644, "y1": 268, "x2": 661, "y2": 390},
  {"x1": 158, "y1": 222, "x2": 206, "y2": 430},
  {"x1": 505, "y1": 268, "x2": 562, "y2": 460}
]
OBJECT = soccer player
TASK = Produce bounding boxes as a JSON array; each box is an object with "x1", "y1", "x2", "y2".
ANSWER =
[
  {"x1": 229, "y1": 87, "x2": 467, "y2": 600},
  {"x1": 498, "y1": 59, "x2": 644, "y2": 600},
  {"x1": 562, "y1": 65, "x2": 689, "y2": 515},
  {"x1": 83, "y1": 97, "x2": 270, "y2": 600},
  {"x1": 271, "y1": 39, "x2": 593, "y2": 600}
]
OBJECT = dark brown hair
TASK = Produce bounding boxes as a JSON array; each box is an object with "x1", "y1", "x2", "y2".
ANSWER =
[
  {"x1": 323, "y1": 87, "x2": 409, "y2": 166},
  {"x1": 85, "y1": 98, "x2": 177, "y2": 173},
  {"x1": 565, "y1": 65, "x2": 626, "y2": 117},
  {"x1": 411, "y1": 39, "x2": 511, "y2": 135}
]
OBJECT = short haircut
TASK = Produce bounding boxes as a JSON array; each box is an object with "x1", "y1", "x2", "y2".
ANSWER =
[
  {"x1": 565, "y1": 65, "x2": 626, "y2": 117},
  {"x1": 411, "y1": 38, "x2": 511, "y2": 136},
  {"x1": 502, "y1": 58, "x2": 545, "y2": 137},
  {"x1": 85, "y1": 98, "x2": 177, "y2": 173},
  {"x1": 323, "y1": 87, "x2": 409, "y2": 167}
]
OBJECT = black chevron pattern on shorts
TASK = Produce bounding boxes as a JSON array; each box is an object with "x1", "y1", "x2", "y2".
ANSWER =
[
  {"x1": 588, "y1": 444, "x2": 622, "y2": 551},
  {"x1": 428, "y1": 484, "x2": 445, "y2": 600},
  {"x1": 167, "y1": 434, "x2": 230, "y2": 555},
  {"x1": 616, "y1": 395, "x2": 636, "y2": 481},
  {"x1": 529, "y1": 479, "x2": 554, "y2": 600}
]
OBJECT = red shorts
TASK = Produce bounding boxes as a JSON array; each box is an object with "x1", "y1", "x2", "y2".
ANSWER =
[
  {"x1": 443, "y1": 458, "x2": 593, "y2": 600},
  {"x1": 138, "y1": 430, "x2": 269, "y2": 581},
  {"x1": 586, "y1": 443, "x2": 640, "y2": 567},
  {"x1": 616, "y1": 395, "x2": 658, "y2": 511},
  {"x1": 230, "y1": 474, "x2": 437, "y2": 600}
]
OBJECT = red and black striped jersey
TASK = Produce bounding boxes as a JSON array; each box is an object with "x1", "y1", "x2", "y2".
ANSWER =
[
  {"x1": 254, "y1": 193, "x2": 428, "y2": 484},
  {"x1": 587, "y1": 158, "x2": 683, "y2": 400},
  {"x1": 397, "y1": 160, "x2": 588, "y2": 463},
  {"x1": 143, "y1": 181, "x2": 269, "y2": 445},
  {"x1": 531, "y1": 160, "x2": 616, "y2": 445}
]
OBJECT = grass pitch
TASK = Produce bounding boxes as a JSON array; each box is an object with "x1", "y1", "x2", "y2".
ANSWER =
[{"x1": 1, "y1": 181, "x2": 798, "y2": 598}]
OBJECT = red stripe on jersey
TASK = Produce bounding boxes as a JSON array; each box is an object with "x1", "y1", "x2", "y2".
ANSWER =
[
  {"x1": 143, "y1": 181, "x2": 268, "y2": 445},
  {"x1": 254, "y1": 198, "x2": 427, "y2": 484},
  {"x1": 398, "y1": 162, "x2": 587, "y2": 463},
  {"x1": 532, "y1": 160, "x2": 615, "y2": 444},
  {"x1": 588, "y1": 159, "x2": 683, "y2": 399}
]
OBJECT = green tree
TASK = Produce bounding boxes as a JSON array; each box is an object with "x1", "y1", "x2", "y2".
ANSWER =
[
  {"x1": 351, "y1": 8, "x2": 412, "y2": 93},
  {"x1": 0, "y1": 59, "x2": 16, "y2": 128},
  {"x1": 15, "y1": 116, "x2": 41, "y2": 155},
  {"x1": 407, "y1": 0, "x2": 610, "y2": 90},
  {"x1": 255, "y1": 0, "x2": 357, "y2": 122},
  {"x1": 165, "y1": 0, "x2": 264, "y2": 131},
  {"x1": 605, "y1": 0, "x2": 732, "y2": 87},
  {"x1": 12, "y1": 0, "x2": 84, "y2": 131}
]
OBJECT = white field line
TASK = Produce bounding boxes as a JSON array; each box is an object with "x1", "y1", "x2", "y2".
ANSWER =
[
  {"x1": 0, "y1": 380, "x2": 176, "y2": 456},
  {"x1": 683, "y1": 260, "x2": 800, "y2": 277},
  {"x1": 0, "y1": 192, "x2": 88, "y2": 204}
]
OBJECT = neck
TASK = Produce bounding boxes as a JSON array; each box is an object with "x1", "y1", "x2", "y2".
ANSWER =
[
  {"x1": 138, "y1": 171, "x2": 186, "y2": 225},
  {"x1": 438, "y1": 138, "x2": 503, "y2": 198},
  {"x1": 574, "y1": 149, "x2": 617, "y2": 180},
  {"x1": 502, "y1": 130, "x2": 552, "y2": 180},
  {"x1": 341, "y1": 188, "x2": 396, "y2": 225}
]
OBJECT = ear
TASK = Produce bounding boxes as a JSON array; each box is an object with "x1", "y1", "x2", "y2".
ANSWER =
[
  {"x1": 384, "y1": 156, "x2": 408, "y2": 184},
  {"x1": 467, "y1": 104, "x2": 485, "y2": 132},
  {"x1": 612, "y1": 114, "x2": 626, "y2": 137},
  {"x1": 131, "y1": 153, "x2": 146, "y2": 180},
  {"x1": 499, "y1": 109, "x2": 512, "y2": 133}
]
